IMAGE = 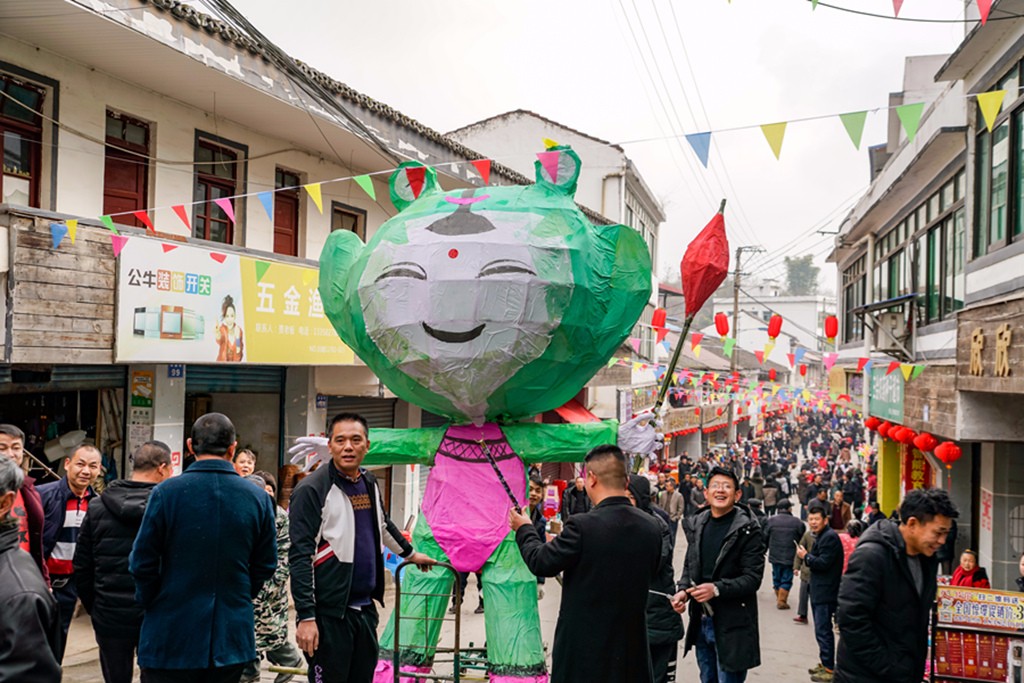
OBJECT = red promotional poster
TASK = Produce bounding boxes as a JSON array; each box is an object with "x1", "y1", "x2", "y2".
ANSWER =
[
  {"x1": 963, "y1": 632, "x2": 978, "y2": 678},
  {"x1": 992, "y1": 636, "x2": 1008, "y2": 678},
  {"x1": 946, "y1": 631, "x2": 964, "y2": 676},
  {"x1": 978, "y1": 633, "x2": 993, "y2": 679},
  {"x1": 934, "y1": 629, "x2": 949, "y2": 674}
]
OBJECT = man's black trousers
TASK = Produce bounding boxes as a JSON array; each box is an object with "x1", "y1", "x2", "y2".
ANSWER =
[{"x1": 306, "y1": 606, "x2": 379, "y2": 683}]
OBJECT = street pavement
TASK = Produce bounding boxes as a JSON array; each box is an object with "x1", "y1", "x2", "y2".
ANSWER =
[{"x1": 61, "y1": 511, "x2": 820, "y2": 682}]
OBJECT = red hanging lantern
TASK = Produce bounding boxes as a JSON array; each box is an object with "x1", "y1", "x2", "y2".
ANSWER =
[
  {"x1": 878, "y1": 421, "x2": 893, "y2": 438},
  {"x1": 715, "y1": 312, "x2": 730, "y2": 337},
  {"x1": 799, "y1": 364, "x2": 808, "y2": 377},
  {"x1": 913, "y1": 432, "x2": 938, "y2": 453},
  {"x1": 891, "y1": 427, "x2": 907, "y2": 443},
  {"x1": 899, "y1": 429, "x2": 918, "y2": 445},
  {"x1": 694, "y1": 408, "x2": 701, "y2": 417},
  {"x1": 934, "y1": 442, "x2": 963, "y2": 469},
  {"x1": 769, "y1": 368, "x2": 777, "y2": 381},
  {"x1": 767, "y1": 314, "x2": 783, "y2": 340},
  {"x1": 864, "y1": 416, "x2": 881, "y2": 431},
  {"x1": 716, "y1": 407, "x2": 723, "y2": 416},
  {"x1": 824, "y1": 315, "x2": 839, "y2": 342},
  {"x1": 652, "y1": 307, "x2": 667, "y2": 329}
]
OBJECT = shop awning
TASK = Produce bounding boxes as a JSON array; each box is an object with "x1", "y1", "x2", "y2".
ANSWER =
[{"x1": 554, "y1": 399, "x2": 601, "y2": 423}]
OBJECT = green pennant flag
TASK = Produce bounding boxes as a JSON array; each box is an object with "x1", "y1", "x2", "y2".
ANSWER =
[
  {"x1": 606, "y1": 356, "x2": 618, "y2": 368},
  {"x1": 353, "y1": 175, "x2": 376, "y2": 201},
  {"x1": 254, "y1": 261, "x2": 271, "y2": 283},
  {"x1": 910, "y1": 364, "x2": 925, "y2": 380},
  {"x1": 811, "y1": 0, "x2": 819, "y2": 7},
  {"x1": 99, "y1": 215, "x2": 119, "y2": 235},
  {"x1": 896, "y1": 102, "x2": 925, "y2": 144},
  {"x1": 839, "y1": 111, "x2": 868, "y2": 150},
  {"x1": 723, "y1": 337, "x2": 736, "y2": 357}
]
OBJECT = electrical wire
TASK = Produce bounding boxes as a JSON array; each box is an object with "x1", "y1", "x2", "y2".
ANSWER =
[{"x1": 810, "y1": 0, "x2": 1022, "y2": 23}]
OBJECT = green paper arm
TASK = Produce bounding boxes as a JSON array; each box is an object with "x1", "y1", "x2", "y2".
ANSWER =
[
  {"x1": 504, "y1": 421, "x2": 619, "y2": 464},
  {"x1": 365, "y1": 427, "x2": 447, "y2": 466}
]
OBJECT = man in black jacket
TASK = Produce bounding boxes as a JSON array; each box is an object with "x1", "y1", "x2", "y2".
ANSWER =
[
  {"x1": 765, "y1": 498, "x2": 804, "y2": 610},
  {"x1": 835, "y1": 487, "x2": 958, "y2": 683},
  {"x1": 560, "y1": 476, "x2": 591, "y2": 518},
  {"x1": 0, "y1": 453, "x2": 61, "y2": 682},
  {"x1": 74, "y1": 441, "x2": 171, "y2": 683},
  {"x1": 671, "y1": 466, "x2": 765, "y2": 683},
  {"x1": 511, "y1": 445, "x2": 661, "y2": 683},
  {"x1": 797, "y1": 506, "x2": 843, "y2": 682}
]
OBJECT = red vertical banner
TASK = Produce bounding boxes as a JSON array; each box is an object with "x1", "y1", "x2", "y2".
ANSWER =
[{"x1": 901, "y1": 445, "x2": 932, "y2": 493}]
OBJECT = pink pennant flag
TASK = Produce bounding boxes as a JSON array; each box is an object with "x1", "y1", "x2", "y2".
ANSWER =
[
  {"x1": 823, "y1": 353, "x2": 838, "y2": 371},
  {"x1": 977, "y1": 0, "x2": 992, "y2": 24},
  {"x1": 857, "y1": 357, "x2": 869, "y2": 372},
  {"x1": 172, "y1": 205, "x2": 191, "y2": 231},
  {"x1": 537, "y1": 150, "x2": 561, "y2": 183},
  {"x1": 629, "y1": 337, "x2": 641, "y2": 354},
  {"x1": 405, "y1": 166, "x2": 426, "y2": 199},
  {"x1": 691, "y1": 332, "x2": 704, "y2": 350},
  {"x1": 471, "y1": 159, "x2": 491, "y2": 185},
  {"x1": 161, "y1": 243, "x2": 178, "y2": 253},
  {"x1": 132, "y1": 211, "x2": 155, "y2": 232},
  {"x1": 213, "y1": 197, "x2": 236, "y2": 223},
  {"x1": 754, "y1": 350, "x2": 765, "y2": 364},
  {"x1": 893, "y1": 0, "x2": 903, "y2": 16},
  {"x1": 210, "y1": 252, "x2": 227, "y2": 264},
  {"x1": 110, "y1": 234, "x2": 129, "y2": 257}
]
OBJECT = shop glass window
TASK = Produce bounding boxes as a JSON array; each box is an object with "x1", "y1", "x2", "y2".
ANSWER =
[
  {"x1": 331, "y1": 202, "x2": 367, "y2": 241},
  {"x1": 0, "y1": 74, "x2": 45, "y2": 207},
  {"x1": 926, "y1": 228, "x2": 940, "y2": 322},
  {"x1": 193, "y1": 140, "x2": 239, "y2": 244},
  {"x1": 1017, "y1": 110, "x2": 1024, "y2": 237},
  {"x1": 991, "y1": 120, "x2": 1010, "y2": 247},
  {"x1": 103, "y1": 111, "x2": 150, "y2": 228},
  {"x1": 941, "y1": 181, "x2": 955, "y2": 211},
  {"x1": 952, "y1": 208, "x2": 965, "y2": 313},
  {"x1": 956, "y1": 169, "x2": 966, "y2": 200},
  {"x1": 975, "y1": 129, "x2": 991, "y2": 256}
]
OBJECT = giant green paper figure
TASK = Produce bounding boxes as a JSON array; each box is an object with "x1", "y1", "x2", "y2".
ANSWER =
[{"x1": 299, "y1": 147, "x2": 656, "y2": 682}]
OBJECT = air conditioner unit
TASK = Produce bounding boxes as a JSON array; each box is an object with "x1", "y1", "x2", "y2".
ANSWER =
[{"x1": 873, "y1": 312, "x2": 905, "y2": 350}]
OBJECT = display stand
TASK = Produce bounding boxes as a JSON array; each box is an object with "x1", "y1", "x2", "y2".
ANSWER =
[{"x1": 931, "y1": 585, "x2": 1024, "y2": 682}]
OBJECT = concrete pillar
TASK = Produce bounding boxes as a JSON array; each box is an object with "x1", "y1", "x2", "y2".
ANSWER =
[
  {"x1": 284, "y1": 367, "x2": 323, "y2": 448},
  {"x1": 151, "y1": 365, "x2": 186, "y2": 475},
  {"x1": 390, "y1": 401, "x2": 423, "y2": 531}
]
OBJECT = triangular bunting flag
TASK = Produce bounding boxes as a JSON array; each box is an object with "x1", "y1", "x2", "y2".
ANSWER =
[
  {"x1": 132, "y1": 211, "x2": 155, "y2": 232},
  {"x1": 471, "y1": 159, "x2": 491, "y2": 185},
  {"x1": 543, "y1": 137, "x2": 560, "y2": 150},
  {"x1": 863, "y1": 360, "x2": 874, "y2": 373},
  {"x1": 839, "y1": 111, "x2": 868, "y2": 150},
  {"x1": 977, "y1": 90, "x2": 1007, "y2": 133},
  {"x1": 110, "y1": 234, "x2": 129, "y2": 257},
  {"x1": 50, "y1": 223, "x2": 67, "y2": 249},
  {"x1": 172, "y1": 205, "x2": 191, "y2": 231},
  {"x1": 255, "y1": 261, "x2": 272, "y2": 283},
  {"x1": 764, "y1": 341, "x2": 776, "y2": 357},
  {"x1": 896, "y1": 103, "x2": 925, "y2": 144},
  {"x1": 629, "y1": 337, "x2": 641, "y2": 354},
  {"x1": 886, "y1": 361, "x2": 901, "y2": 376},
  {"x1": 537, "y1": 151, "x2": 561, "y2": 183},
  {"x1": 99, "y1": 215, "x2": 118, "y2": 234},
  {"x1": 354, "y1": 175, "x2": 376, "y2": 201},
  {"x1": 161, "y1": 244, "x2": 178, "y2": 253},
  {"x1": 723, "y1": 337, "x2": 736, "y2": 357},
  {"x1": 857, "y1": 357, "x2": 869, "y2": 372},
  {"x1": 305, "y1": 183, "x2": 324, "y2": 214},
  {"x1": 66, "y1": 219, "x2": 78, "y2": 244},
  {"x1": 824, "y1": 353, "x2": 838, "y2": 370},
  {"x1": 893, "y1": 0, "x2": 903, "y2": 17},
  {"x1": 900, "y1": 364, "x2": 914, "y2": 381},
  {"x1": 978, "y1": 0, "x2": 993, "y2": 24},
  {"x1": 811, "y1": 0, "x2": 819, "y2": 7},
  {"x1": 755, "y1": 350, "x2": 765, "y2": 364},
  {"x1": 405, "y1": 166, "x2": 427, "y2": 199},
  {"x1": 213, "y1": 197, "x2": 236, "y2": 223},
  {"x1": 910, "y1": 365, "x2": 925, "y2": 380},
  {"x1": 685, "y1": 132, "x2": 712, "y2": 168},
  {"x1": 656, "y1": 328, "x2": 669, "y2": 343},
  {"x1": 794, "y1": 347, "x2": 807, "y2": 365},
  {"x1": 210, "y1": 253, "x2": 227, "y2": 264},
  {"x1": 691, "y1": 332, "x2": 704, "y2": 350},
  {"x1": 257, "y1": 192, "x2": 274, "y2": 220},
  {"x1": 760, "y1": 122, "x2": 787, "y2": 160},
  {"x1": 607, "y1": 356, "x2": 618, "y2": 368},
  {"x1": 786, "y1": 353, "x2": 795, "y2": 368},
  {"x1": 693, "y1": 345, "x2": 702, "y2": 359}
]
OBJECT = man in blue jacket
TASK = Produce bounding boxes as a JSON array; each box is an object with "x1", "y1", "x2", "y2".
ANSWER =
[
  {"x1": 130, "y1": 413, "x2": 277, "y2": 683},
  {"x1": 796, "y1": 505, "x2": 844, "y2": 682}
]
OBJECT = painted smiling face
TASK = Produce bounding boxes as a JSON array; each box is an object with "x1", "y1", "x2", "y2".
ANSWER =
[{"x1": 320, "y1": 147, "x2": 652, "y2": 424}]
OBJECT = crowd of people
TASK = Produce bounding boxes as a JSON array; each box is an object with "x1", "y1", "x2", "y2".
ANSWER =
[{"x1": 1, "y1": 409, "x2": 1022, "y2": 683}]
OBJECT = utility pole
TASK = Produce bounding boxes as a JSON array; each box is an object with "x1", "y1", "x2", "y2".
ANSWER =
[{"x1": 726, "y1": 245, "x2": 764, "y2": 444}]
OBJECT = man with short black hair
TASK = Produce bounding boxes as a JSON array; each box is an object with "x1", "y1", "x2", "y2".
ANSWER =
[
  {"x1": 797, "y1": 505, "x2": 843, "y2": 682},
  {"x1": 561, "y1": 476, "x2": 591, "y2": 518},
  {"x1": 672, "y1": 466, "x2": 764, "y2": 682},
  {"x1": 765, "y1": 498, "x2": 804, "y2": 610},
  {"x1": 74, "y1": 440, "x2": 172, "y2": 683},
  {"x1": 0, "y1": 454, "x2": 61, "y2": 681},
  {"x1": 39, "y1": 443, "x2": 103, "y2": 659},
  {"x1": 835, "y1": 488, "x2": 959, "y2": 683},
  {"x1": 130, "y1": 414, "x2": 277, "y2": 683},
  {"x1": 511, "y1": 444, "x2": 662, "y2": 683},
  {"x1": 0, "y1": 423, "x2": 47, "y2": 582}
]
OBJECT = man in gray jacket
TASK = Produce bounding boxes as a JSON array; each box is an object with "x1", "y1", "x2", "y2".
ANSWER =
[{"x1": 659, "y1": 478, "x2": 685, "y2": 546}]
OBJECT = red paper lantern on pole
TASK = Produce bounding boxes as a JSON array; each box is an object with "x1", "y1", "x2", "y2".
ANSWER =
[
  {"x1": 799, "y1": 364, "x2": 808, "y2": 377},
  {"x1": 824, "y1": 315, "x2": 838, "y2": 342},
  {"x1": 864, "y1": 416, "x2": 881, "y2": 431},
  {"x1": 767, "y1": 314, "x2": 783, "y2": 340},
  {"x1": 899, "y1": 429, "x2": 917, "y2": 445},
  {"x1": 715, "y1": 312, "x2": 730, "y2": 338},
  {"x1": 934, "y1": 441, "x2": 963, "y2": 487},
  {"x1": 878, "y1": 421, "x2": 892, "y2": 438},
  {"x1": 913, "y1": 432, "x2": 938, "y2": 453},
  {"x1": 769, "y1": 368, "x2": 777, "y2": 381}
]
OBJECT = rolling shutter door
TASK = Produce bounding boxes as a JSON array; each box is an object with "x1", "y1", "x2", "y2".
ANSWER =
[
  {"x1": 324, "y1": 397, "x2": 396, "y2": 429},
  {"x1": 185, "y1": 365, "x2": 284, "y2": 394}
]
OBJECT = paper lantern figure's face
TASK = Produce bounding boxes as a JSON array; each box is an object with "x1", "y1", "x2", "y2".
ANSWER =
[{"x1": 319, "y1": 147, "x2": 653, "y2": 424}]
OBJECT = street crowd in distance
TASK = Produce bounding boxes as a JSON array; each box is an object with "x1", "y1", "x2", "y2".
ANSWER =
[{"x1": 2, "y1": 407, "x2": 1020, "y2": 683}]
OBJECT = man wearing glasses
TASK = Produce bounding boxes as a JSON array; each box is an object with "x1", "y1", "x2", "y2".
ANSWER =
[{"x1": 671, "y1": 466, "x2": 765, "y2": 683}]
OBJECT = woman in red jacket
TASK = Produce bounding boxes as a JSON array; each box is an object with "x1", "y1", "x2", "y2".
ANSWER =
[{"x1": 951, "y1": 549, "x2": 991, "y2": 588}]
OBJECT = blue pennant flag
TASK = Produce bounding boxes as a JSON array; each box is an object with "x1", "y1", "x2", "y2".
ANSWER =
[
  {"x1": 50, "y1": 222, "x2": 68, "y2": 249},
  {"x1": 257, "y1": 191, "x2": 274, "y2": 219},
  {"x1": 686, "y1": 132, "x2": 712, "y2": 168},
  {"x1": 794, "y1": 347, "x2": 807, "y2": 365}
]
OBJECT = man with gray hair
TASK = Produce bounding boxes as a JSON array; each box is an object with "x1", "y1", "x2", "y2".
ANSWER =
[
  {"x1": 0, "y1": 455, "x2": 61, "y2": 681},
  {"x1": 75, "y1": 441, "x2": 172, "y2": 683}
]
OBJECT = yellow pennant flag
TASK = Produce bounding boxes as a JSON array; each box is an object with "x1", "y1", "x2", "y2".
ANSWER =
[
  {"x1": 900, "y1": 363, "x2": 914, "y2": 381},
  {"x1": 543, "y1": 137, "x2": 560, "y2": 149},
  {"x1": 977, "y1": 90, "x2": 1007, "y2": 133},
  {"x1": 764, "y1": 341, "x2": 776, "y2": 357},
  {"x1": 760, "y1": 122, "x2": 787, "y2": 160},
  {"x1": 67, "y1": 219, "x2": 78, "y2": 244},
  {"x1": 693, "y1": 344, "x2": 702, "y2": 358},
  {"x1": 305, "y1": 183, "x2": 324, "y2": 214}
]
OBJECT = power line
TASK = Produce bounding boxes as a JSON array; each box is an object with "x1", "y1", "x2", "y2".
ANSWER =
[{"x1": 810, "y1": 0, "x2": 1022, "y2": 23}]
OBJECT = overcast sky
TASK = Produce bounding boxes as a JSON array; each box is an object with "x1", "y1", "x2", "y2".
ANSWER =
[{"x1": 234, "y1": 0, "x2": 971, "y2": 292}]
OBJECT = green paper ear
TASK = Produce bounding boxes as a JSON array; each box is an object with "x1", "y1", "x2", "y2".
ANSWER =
[
  {"x1": 389, "y1": 162, "x2": 439, "y2": 212},
  {"x1": 535, "y1": 146, "x2": 581, "y2": 197},
  {"x1": 318, "y1": 228, "x2": 365, "y2": 327}
]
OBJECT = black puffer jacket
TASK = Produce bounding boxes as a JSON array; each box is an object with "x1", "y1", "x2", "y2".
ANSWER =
[
  {"x1": 73, "y1": 479, "x2": 156, "y2": 638},
  {"x1": 628, "y1": 475, "x2": 684, "y2": 646},
  {"x1": 764, "y1": 510, "x2": 804, "y2": 565},
  {"x1": 835, "y1": 519, "x2": 938, "y2": 683}
]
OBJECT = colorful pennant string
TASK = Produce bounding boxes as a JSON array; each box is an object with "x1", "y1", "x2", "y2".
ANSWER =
[{"x1": 353, "y1": 175, "x2": 376, "y2": 201}]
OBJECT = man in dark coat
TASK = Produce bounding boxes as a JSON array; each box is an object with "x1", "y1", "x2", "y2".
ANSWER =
[
  {"x1": 835, "y1": 487, "x2": 958, "y2": 683},
  {"x1": 628, "y1": 474, "x2": 684, "y2": 683},
  {"x1": 0, "y1": 455, "x2": 61, "y2": 682},
  {"x1": 765, "y1": 498, "x2": 804, "y2": 610},
  {"x1": 672, "y1": 466, "x2": 764, "y2": 683},
  {"x1": 797, "y1": 506, "x2": 844, "y2": 682},
  {"x1": 511, "y1": 445, "x2": 661, "y2": 683},
  {"x1": 130, "y1": 413, "x2": 277, "y2": 683},
  {"x1": 560, "y1": 476, "x2": 591, "y2": 518},
  {"x1": 74, "y1": 441, "x2": 172, "y2": 683},
  {"x1": 0, "y1": 423, "x2": 49, "y2": 584}
]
